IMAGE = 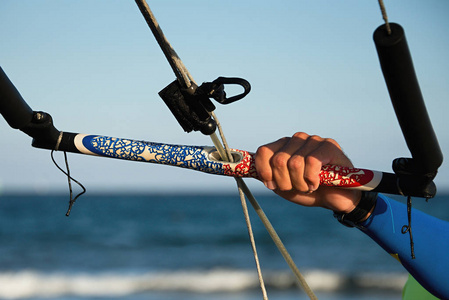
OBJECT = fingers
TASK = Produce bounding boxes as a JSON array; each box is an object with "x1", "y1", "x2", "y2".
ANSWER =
[
  {"x1": 269, "y1": 132, "x2": 317, "y2": 191},
  {"x1": 286, "y1": 133, "x2": 323, "y2": 192},
  {"x1": 269, "y1": 134, "x2": 306, "y2": 191},
  {"x1": 255, "y1": 132, "x2": 311, "y2": 192},
  {"x1": 305, "y1": 136, "x2": 354, "y2": 169},
  {"x1": 255, "y1": 132, "x2": 350, "y2": 193},
  {"x1": 254, "y1": 137, "x2": 290, "y2": 190}
]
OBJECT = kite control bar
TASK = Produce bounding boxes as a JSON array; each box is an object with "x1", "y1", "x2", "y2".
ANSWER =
[
  {"x1": 0, "y1": 68, "x2": 60, "y2": 150},
  {"x1": 373, "y1": 23, "x2": 443, "y2": 195},
  {"x1": 0, "y1": 67, "x2": 438, "y2": 198},
  {"x1": 0, "y1": 68, "x2": 33, "y2": 129}
]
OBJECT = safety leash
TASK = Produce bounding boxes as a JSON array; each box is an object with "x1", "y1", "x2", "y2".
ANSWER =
[{"x1": 50, "y1": 150, "x2": 86, "y2": 216}]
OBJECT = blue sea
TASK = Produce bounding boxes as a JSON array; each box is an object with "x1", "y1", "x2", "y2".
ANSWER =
[{"x1": 1, "y1": 191, "x2": 448, "y2": 300}]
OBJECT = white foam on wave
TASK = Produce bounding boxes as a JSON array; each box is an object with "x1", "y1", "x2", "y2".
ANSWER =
[{"x1": 0, "y1": 269, "x2": 407, "y2": 299}]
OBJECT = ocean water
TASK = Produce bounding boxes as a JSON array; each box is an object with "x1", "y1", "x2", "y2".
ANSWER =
[{"x1": 0, "y1": 191, "x2": 448, "y2": 300}]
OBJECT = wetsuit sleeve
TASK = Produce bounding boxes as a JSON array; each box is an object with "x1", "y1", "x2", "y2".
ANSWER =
[{"x1": 358, "y1": 194, "x2": 449, "y2": 299}]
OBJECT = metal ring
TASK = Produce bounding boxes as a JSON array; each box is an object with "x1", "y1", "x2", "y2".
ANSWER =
[{"x1": 54, "y1": 131, "x2": 63, "y2": 151}]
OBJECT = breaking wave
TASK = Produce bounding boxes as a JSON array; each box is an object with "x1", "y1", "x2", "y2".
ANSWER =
[{"x1": 0, "y1": 269, "x2": 407, "y2": 299}]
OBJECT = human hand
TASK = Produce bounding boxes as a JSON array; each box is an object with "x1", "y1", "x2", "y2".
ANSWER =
[{"x1": 254, "y1": 132, "x2": 362, "y2": 213}]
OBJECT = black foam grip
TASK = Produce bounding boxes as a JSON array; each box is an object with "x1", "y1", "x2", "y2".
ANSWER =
[
  {"x1": 373, "y1": 23, "x2": 443, "y2": 174},
  {"x1": 0, "y1": 67, "x2": 34, "y2": 129}
]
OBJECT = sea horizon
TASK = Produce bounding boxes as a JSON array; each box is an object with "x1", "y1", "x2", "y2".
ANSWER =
[{"x1": 1, "y1": 191, "x2": 448, "y2": 299}]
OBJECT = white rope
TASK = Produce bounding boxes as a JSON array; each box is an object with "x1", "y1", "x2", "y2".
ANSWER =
[
  {"x1": 378, "y1": 0, "x2": 391, "y2": 35},
  {"x1": 236, "y1": 179, "x2": 269, "y2": 299},
  {"x1": 212, "y1": 112, "x2": 317, "y2": 299},
  {"x1": 237, "y1": 179, "x2": 318, "y2": 300},
  {"x1": 211, "y1": 113, "x2": 269, "y2": 299},
  {"x1": 211, "y1": 111, "x2": 234, "y2": 162},
  {"x1": 135, "y1": 0, "x2": 192, "y2": 87},
  {"x1": 135, "y1": 1, "x2": 316, "y2": 298}
]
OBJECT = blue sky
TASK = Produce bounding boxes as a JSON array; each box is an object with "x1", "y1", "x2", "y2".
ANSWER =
[{"x1": 1, "y1": 1, "x2": 449, "y2": 195}]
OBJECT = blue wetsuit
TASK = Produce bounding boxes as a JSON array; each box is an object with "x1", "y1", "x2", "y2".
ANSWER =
[{"x1": 359, "y1": 194, "x2": 449, "y2": 299}]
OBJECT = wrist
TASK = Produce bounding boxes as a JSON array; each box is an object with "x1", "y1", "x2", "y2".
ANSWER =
[{"x1": 333, "y1": 191, "x2": 378, "y2": 228}]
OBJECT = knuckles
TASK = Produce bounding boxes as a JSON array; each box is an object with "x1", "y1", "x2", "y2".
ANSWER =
[
  {"x1": 255, "y1": 145, "x2": 272, "y2": 158},
  {"x1": 322, "y1": 137, "x2": 340, "y2": 149},
  {"x1": 271, "y1": 152, "x2": 290, "y2": 169},
  {"x1": 255, "y1": 132, "x2": 341, "y2": 192},
  {"x1": 292, "y1": 132, "x2": 309, "y2": 140},
  {"x1": 256, "y1": 169, "x2": 272, "y2": 182},
  {"x1": 286, "y1": 155, "x2": 304, "y2": 171}
]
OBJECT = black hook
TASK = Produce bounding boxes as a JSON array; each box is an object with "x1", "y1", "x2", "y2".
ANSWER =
[
  {"x1": 198, "y1": 77, "x2": 251, "y2": 105},
  {"x1": 159, "y1": 76, "x2": 251, "y2": 135}
]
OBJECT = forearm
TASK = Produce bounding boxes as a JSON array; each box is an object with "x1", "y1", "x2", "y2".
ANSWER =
[{"x1": 358, "y1": 194, "x2": 449, "y2": 299}]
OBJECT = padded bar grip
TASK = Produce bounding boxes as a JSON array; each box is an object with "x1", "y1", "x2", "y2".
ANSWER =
[
  {"x1": 0, "y1": 67, "x2": 34, "y2": 129},
  {"x1": 373, "y1": 23, "x2": 443, "y2": 174}
]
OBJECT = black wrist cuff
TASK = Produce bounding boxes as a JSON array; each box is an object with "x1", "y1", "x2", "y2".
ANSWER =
[{"x1": 333, "y1": 191, "x2": 378, "y2": 228}]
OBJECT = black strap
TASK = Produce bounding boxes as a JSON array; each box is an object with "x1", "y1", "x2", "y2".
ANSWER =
[{"x1": 333, "y1": 191, "x2": 378, "y2": 228}]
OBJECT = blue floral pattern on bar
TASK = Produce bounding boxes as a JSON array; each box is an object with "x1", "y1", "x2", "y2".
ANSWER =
[{"x1": 81, "y1": 135, "x2": 225, "y2": 175}]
